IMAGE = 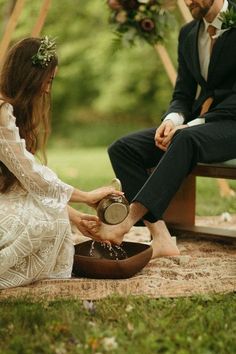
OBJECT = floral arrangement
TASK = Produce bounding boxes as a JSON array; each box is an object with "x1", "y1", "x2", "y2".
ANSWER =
[
  {"x1": 220, "y1": 7, "x2": 236, "y2": 29},
  {"x1": 107, "y1": 0, "x2": 172, "y2": 47}
]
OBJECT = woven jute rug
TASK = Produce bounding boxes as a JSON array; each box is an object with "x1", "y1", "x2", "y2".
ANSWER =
[{"x1": 0, "y1": 218, "x2": 235, "y2": 301}]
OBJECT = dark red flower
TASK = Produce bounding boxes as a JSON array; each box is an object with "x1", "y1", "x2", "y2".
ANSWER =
[
  {"x1": 107, "y1": 0, "x2": 122, "y2": 11},
  {"x1": 140, "y1": 18, "x2": 155, "y2": 31}
]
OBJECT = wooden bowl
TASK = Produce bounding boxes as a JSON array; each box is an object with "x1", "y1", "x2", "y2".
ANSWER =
[{"x1": 72, "y1": 240, "x2": 153, "y2": 279}]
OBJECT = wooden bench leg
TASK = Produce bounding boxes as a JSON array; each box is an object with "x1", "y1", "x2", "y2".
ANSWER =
[
  {"x1": 163, "y1": 174, "x2": 236, "y2": 242},
  {"x1": 163, "y1": 174, "x2": 196, "y2": 226}
]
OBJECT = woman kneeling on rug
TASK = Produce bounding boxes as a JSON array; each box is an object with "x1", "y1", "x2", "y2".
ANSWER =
[{"x1": 0, "y1": 37, "x2": 122, "y2": 289}]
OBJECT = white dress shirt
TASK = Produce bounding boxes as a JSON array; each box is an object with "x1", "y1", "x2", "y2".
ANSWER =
[{"x1": 164, "y1": 0, "x2": 229, "y2": 127}]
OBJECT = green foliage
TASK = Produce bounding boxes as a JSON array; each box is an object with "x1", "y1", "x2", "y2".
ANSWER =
[
  {"x1": 220, "y1": 6, "x2": 236, "y2": 29},
  {"x1": 0, "y1": 294, "x2": 235, "y2": 353},
  {"x1": 0, "y1": 0, "x2": 181, "y2": 145}
]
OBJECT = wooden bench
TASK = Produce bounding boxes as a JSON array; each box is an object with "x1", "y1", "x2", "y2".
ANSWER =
[{"x1": 163, "y1": 159, "x2": 236, "y2": 241}]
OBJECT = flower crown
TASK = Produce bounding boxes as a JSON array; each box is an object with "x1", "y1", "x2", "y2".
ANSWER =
[{"x1": 31, "y1": 36, "x2": 57, "y2": 68}]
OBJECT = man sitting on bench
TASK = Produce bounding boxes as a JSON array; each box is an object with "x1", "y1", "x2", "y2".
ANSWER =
[{"x1": 82, "y1": 0, "x2": 236, "y2": 257}]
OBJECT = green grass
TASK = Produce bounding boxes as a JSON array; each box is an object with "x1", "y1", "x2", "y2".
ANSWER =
[
  {"x1": 197, "y1": 177, "x2": 236, "y2": 216},
  {"x1": 48, "y1": 147, "x2": 115, "y2": 190},
  {"x1": 47, "y1": 147, "x2": 115, "y2": 214},
  {"x1": 1, "y1": 147, "x2": 235, "y2": 353},
  {"x1": 0, "y1": 294, "x2": 235, "y2": 354}
]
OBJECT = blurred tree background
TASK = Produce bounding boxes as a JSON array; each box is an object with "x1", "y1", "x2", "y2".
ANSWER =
[
  {"x1": 1, "y1": 1, "x2": 236, "y2": 218},
  {"x1": 0, "y1": 0, "x2": 182, "y2": 148}
]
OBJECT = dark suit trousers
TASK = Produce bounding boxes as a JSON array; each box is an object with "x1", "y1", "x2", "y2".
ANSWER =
[{"x1": 108, "y1": 119, "x2": 236, "y2": 223}]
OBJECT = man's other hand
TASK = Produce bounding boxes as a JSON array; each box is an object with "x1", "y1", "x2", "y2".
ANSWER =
[
  {"x1": 154, "y1": 120, "x2": 175, "y2": 151},
  {"x1": 155, "y1": 121, "x2": 188, "y2": 151}
]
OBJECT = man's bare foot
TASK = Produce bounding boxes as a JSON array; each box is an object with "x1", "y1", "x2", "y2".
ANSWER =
[
  {"x1": 80, "y1": 220, "x2": 128, "y2": 245},
  {"x1": 145, "y1": 220, "x2": 180, "y2": 259},
  {"x1": 151, "y1": 236, "x2": 180, "y2": 259},
  {"x1": 81, "y1": 201, "x2": 148, "y2": 244}
]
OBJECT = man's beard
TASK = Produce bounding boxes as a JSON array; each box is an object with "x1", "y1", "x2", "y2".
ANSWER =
[{"x1": 189, "y1": 0, "x2": 214, "y2": 20}]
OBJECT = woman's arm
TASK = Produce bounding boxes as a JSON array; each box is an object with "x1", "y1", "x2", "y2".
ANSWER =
[
  {"x1": 0, "y1": 103, "x2": 123, "y2": 213},
  {"x1": 0, "y1": 103, "x2": 73, "y2": 212},
  {"x1": 69, "y1": 186, "x2": 123, "y2": 206}
]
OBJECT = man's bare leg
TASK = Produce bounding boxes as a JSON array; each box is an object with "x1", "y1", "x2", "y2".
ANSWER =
[{"x1": 144, "y1": 220, "x2": 180, "y2": 258}]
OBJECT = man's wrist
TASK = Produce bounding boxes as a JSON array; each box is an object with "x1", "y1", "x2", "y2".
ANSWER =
[{"x1": 163, "y1": 112, "x2": 184, "y2": 126}]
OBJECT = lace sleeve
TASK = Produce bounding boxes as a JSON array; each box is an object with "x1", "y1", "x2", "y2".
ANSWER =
[{"x1": 0, "y1": 103, "x2": 74, "y2": 212}]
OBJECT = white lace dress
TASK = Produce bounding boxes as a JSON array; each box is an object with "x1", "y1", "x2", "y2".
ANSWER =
[{"x1": 0, "y1": 103, "x2": 75, "y2": 289}]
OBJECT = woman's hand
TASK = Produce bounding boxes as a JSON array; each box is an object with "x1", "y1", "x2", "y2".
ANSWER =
[
  {"x1": 67, "y1": 205, "x2": 101, "y2": 237},
  {"x1": 70, "y1": 186, "x2": 124, "y2": 207},
  {"x1": 85, "y1": 186, "x2": 124, "y2": 209}
]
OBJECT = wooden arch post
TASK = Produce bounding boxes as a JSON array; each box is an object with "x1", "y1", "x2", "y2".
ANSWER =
[
  {"x1": 31, "y1": 0, "x2": 52, "y2": 37},
  {"x1": 152, "y1": 0, "x2": 192, "y2": 86},
  {"x1": 0, "y1": 0, "x2": 52, "y2": 65},
  {"x1": 0, "y1": 0, "x2": 26, "y2": 64}
]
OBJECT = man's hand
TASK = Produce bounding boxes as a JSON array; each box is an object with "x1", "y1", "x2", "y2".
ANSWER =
[
  {"x1": 154, "y1": 120, "x2": 175, "y2": 151},
  {"x1": 162, "y1": 124, "x2": 188, "y2": 150},
  {"x1": 155, "y1": 121, "x2": 188, "y2": 151}
]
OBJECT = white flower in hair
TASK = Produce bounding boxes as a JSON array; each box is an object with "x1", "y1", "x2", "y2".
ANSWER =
[{"x1": 31, "y1": 36, "x2": 56, "y2": 68}]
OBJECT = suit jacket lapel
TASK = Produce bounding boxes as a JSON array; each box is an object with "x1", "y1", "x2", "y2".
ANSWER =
[{"x1": 208, "y1": 31, "x2": 227, "y2": 80}]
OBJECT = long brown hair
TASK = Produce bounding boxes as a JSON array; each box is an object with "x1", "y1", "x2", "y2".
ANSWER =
[{"x1": 0, "y1": 37, "x2": 58, "y2": 193}]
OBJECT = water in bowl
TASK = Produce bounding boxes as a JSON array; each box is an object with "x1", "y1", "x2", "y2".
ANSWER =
[{"x1": 89, "y1": 240, "x2": 128, "y2": 260}]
